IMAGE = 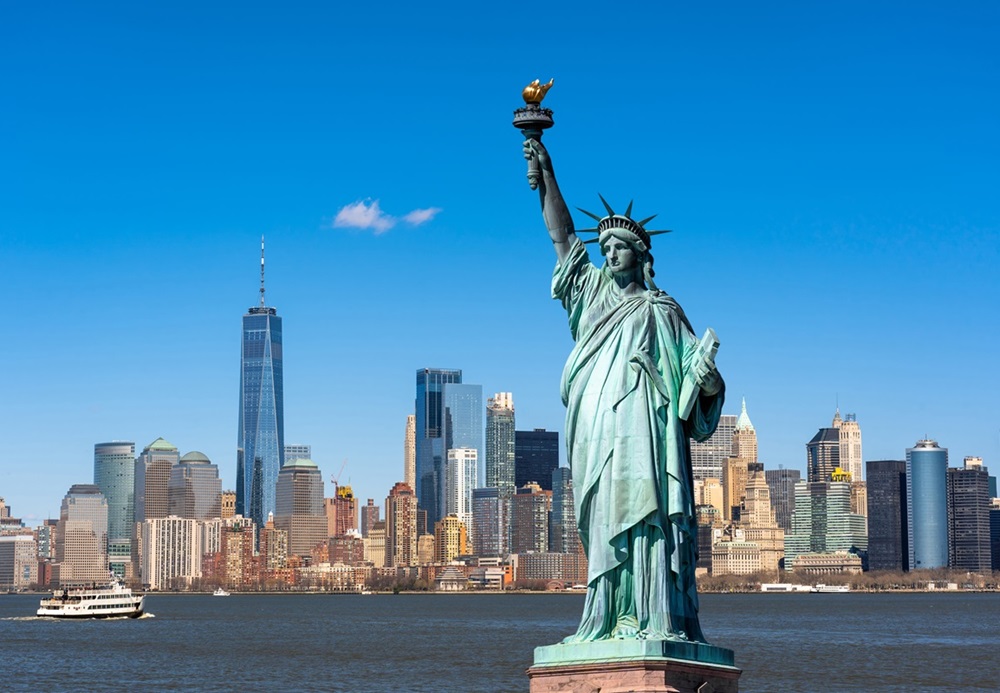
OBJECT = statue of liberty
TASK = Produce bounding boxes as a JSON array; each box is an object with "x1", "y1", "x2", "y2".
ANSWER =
[{"x1": 522, "y1": 135, "x2": 725, "y2": 644}]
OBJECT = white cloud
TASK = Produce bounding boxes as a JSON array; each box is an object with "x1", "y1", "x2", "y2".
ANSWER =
[
  {"x1": 333, "y1": 199, "x2": 396, "y2": 235},
  {"x1": 403, "y1": 207, "x2": 442, "y2": 226}
]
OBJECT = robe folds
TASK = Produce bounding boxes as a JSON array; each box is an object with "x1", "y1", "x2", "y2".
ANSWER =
[{"x1": 553, "y1": 238, "x2": 724, "y2": 642}]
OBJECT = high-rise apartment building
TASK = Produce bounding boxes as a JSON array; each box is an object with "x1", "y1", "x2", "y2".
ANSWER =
[
  {"x1": 906, "y1": 439, "x2": 949, "y2": 570},
  {"x1": 444, "y1": 448, "x2": 478, "y2": 545},
  {"x1": 472, "y1": 487, "x2": 505, "y2": 558},
  {"x1": 690, "y1": 414, "x2": 737, "y2": 481},
  {"x1": 486, "y1": 393, "x2": 516, "y2": 498},
  {"x1": 515, "y1": 429, "x2": 559, "y2": 491},
  {"x1": 274, "y1": 458, "x2": 327, "y2": 558},
  {"x1": 385, "y1": 482, "x2": 417, "y2": 568},
  {"x1": 237, "y1": 238, "x2": 285, "y2": 529},
  {"x1": 328, "y1": 485, "x2": 358, "y2": 537},
  {"x1": 866, "y1": 460, "x2": 908, "y2": 571},
  {"x1": 365, "y1": 521, "x2": 387, "y2": 567},
  {"x1": 134, "y1": 438, "x2": 180, "y2": 524},
  {"x1": 947, "y1": 459, "x2": 991, "y2": 571},
  {"x1": 404, "y1": 415, "x2": 416, "y2": 492},
  {"x1": 53, "y1": 484, "x2": 109, "y2": 587},
  {"x1": 433, "y1": 514, "x2": 468, "y2": 563},
  {"x1": 168, "y1": 451, "x2": 222, "y2": 520},
  {"x1": 140, "y1": 516, "x2": 201, "y2": 590},
  {"x1": 550, "y1": 467, "x2": 580, "y2": 555},
  {"x1": 765, "y1": 468, "x2": 800, "y2": 531},
  {"x1": 360, "y1": 498, "x2": 380, "y2": 538},
  {"x1": 93, "y1": 441, "x2": 135, "y2": 577},
  {"x1": 511, "y1": 482, "x2": 552, "y2": 554}
]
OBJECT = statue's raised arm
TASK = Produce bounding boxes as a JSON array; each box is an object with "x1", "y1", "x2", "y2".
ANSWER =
[{"x1": 523, "y1": 139, "x2": 576, "y2": 264}]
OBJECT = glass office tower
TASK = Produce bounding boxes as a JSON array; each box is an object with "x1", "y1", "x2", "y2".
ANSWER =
[
  {"x1": 237, "y1": 239, "x2": 285, "y2": 529},
  {"x1": 93, "y1": 441, "x2": 135, "y2": 576},
  {"x1": 906, "y1": 439, "x2": 948, "y2": 570},
  {"x1": 415, "y1": 368, "x2": 462, "y2": 528}
]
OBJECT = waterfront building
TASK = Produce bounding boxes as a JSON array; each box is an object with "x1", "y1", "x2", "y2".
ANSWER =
[
  {"x1": 835, "y1": 412, "x2": 864, "y2": 481},
  {"x1": 360, "y1": 498, "x2": 380, "y2": 538},
  {"x1": 364, "y1": 521, "x2": 386, "y2": 567},
  {"x1": 511, "y1": 482, "x2": 552, "y2": 554},
  {"x1": 237, "y1": 238, "x2": 285, "y2": 529},
  {"x1": 404, "y1": 415, "x2": 416, "y2": 492},
  {"x1": 417, "y1": 533, "x2": 435, "y2": 565},
  {"x1": 784, "y1": 479, "x2": 867, "y2": 570},
  {"x1": 515, "y1": 552, "x2": 587, "y2": 584},
  {"x1": 259, "y1": 516, "x2": 288, "y2": 572},
  {"x1": 93, "y1": 441, "x2": 135, "y2": 577},
  {"x1": 690, "y1": 414, "x2": 736, "y2": 481},
  {"x1": 866, "y1": 460, "x2": 908, "y2": 571},
  {"x1": 990, "y1": 500, "x2": 1000, "y2": 571},
  {"x1": 765, "y1": 468, "x2": 800, "y2": 531},
  {"x1": 53, "y1": 484, "x2": 109, "y2": 587},
  {"x1": 221, "y1": 490, "x2": 236, "y2": 519},
  {"x1": 515, "y1": 429, "x2": 559, "y2": 491},
  {"x1": 220, "y1": 518, "x2": 258, "y2": 590},
  {"x1": 0, "y1": 535, "x2": 38, "y2": 589},
  {"x1": 906, "y1": 439, "x2": 949, "y2": 570},
  {"x1": 201, "y1": 518, "x2": 223, "y2": 556},
  {"x1": 140, "y1": 516, "x2": 201, "y2": 590},
  {"x1": 329, "y1": 532, "x2": 365, "y2": 566},
  {"x1": 791, "y1": 551, "x2": 863, "y2": 575},
  {"x1": 134, "y1": 437, "x2": 180, "y2": 524},
  {"x1": 385, "y1": 482, "x2": 417, "y2": 568},
  {"x1": 486, "y1": 393, "x2": 516, "y2": 499},
  {"x1": 274, "y1": 458, "x2": 327, "y2": 558},
  {"x1": 711, "y1": 541, "x2": 761, "y2": 576},
  {"x1": 472, "y1": 487, "x2": 505, "y2": 558},
  {"x1": 444, "y1": 447, "x2": 478, "y2": 546},
  {"x1": 434, "y1": 514, "x2": 468, "y2": 563},
  {"x1": 947, "y1": 459, "x2": 991, "y2": 571},
  {"x1": 168, "y1": 452, "x2": 222, "y2": 520},
  {"x1": 284, "y1": 444, "x2": 311, "y2": 464}
]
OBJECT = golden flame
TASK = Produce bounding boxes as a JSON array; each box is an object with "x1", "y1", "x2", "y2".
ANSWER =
[{"x1": 522, "y1": 78, "x2": 554, "y2": 105}]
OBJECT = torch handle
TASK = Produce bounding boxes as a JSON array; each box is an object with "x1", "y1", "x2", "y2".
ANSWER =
[{"x1": 522, "y1": 128, "x2": 543, "y2": 190}]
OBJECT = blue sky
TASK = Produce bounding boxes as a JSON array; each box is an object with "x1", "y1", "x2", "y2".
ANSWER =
[{"x1": 2, "y1": 2, "x2": 998, "y2": 522}]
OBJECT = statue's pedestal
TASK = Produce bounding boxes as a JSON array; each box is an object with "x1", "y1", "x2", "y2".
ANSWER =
[{"x1": 527, "y1": 640, "x2": 740, "y2": 693}]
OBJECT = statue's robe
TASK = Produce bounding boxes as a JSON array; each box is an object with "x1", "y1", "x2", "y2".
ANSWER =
[{"x1": 553, "y1": 238, "x2": 724, "y2": 642}]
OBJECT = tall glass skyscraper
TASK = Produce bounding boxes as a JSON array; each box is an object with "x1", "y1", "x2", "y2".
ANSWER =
[
  {"x1": 414, "y1": 370, "x2": 483, "y2": 528},
  {"x1": 93, "y1": 441, "x2": 135, "y2": 577},
  {"x1": 906, "y1": 439, "x2": 949, "y2": 570},
  {"x1": 237, "y1": 238, "x2": 285, "y2": 529},
  {"x1": 485, "y1": 393, "x2": 516, "y2": 499}
]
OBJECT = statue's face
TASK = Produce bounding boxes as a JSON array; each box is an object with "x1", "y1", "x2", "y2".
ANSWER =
[{"x1": 603, "y1": 237, "x2": 639, "y2": 275}]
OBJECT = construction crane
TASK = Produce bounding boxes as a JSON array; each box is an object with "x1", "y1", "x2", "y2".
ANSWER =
[{"x1": 331, "y1": 458, "x2": 349, "y2": 496}]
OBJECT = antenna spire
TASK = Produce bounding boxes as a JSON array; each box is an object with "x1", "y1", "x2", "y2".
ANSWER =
[{"x1": 259, "y1": 235, "x2": 266, "y2": 308}]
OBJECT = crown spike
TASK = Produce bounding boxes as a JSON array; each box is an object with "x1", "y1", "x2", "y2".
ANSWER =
[
  {"x1": 637, "y1": 214, "x2": 657, "y2": 227},
  {"x1": 598, "y1": 194, "x2": 615, "y2": 216},
  {"x1": 576, "y1": 207, "x2": 603, "y2": 222},
  {"x1": 647, "y1": 229, "x2": 673, "y2": 236},
  {"x1": 624, "y1": 200, "x2": 634, "y2": 218}
]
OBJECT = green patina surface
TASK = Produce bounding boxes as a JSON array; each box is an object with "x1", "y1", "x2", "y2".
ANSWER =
[{"x1": 533, "y1": 639, "x2": 736, "y2": 669}]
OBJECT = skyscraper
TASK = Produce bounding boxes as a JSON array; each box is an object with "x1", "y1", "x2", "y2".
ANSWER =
[
  {"x1": 765, "y1": 468, "x2": 800, "y2": 532},
  {"x1": 835, "y1": 412, "x2": 863, "y2": 481},
  {"x1": 690, "y1": 414, "x2": 737, "y2": 481},
  {"x1": 866, "y1": 459, "x2": 908, "y2": 571},
  {"x1": 486, "y1": 393, "x2": 516, "y2": 498},
  {"x1": 515, "y1": 429, "x2": 559, "y2": 491},
  {"x1": 906, "y1": 439, "x2": 949, "y2": 570},
  {"x1": 731, "y1": 398, "x2": 757, "y2": 463},
  {"x1": 444, "y1": 447, "x2": 478, "y2": 545},
  {"x1": 53, "y1": 484, "x2": 109, "y2": 587},
  {"x1": 404, "y1": 415, "x2": 416, "y2": 492},
  {"x1": 415, "y1": 368, "x2": 462, "y2": 527},
  {"x1": 806, "y1": 421, "x2": 840, "y2": 483},
  {"x1": 237, "y1": 237, "x2": 285, "y2": 529},
  {"x1": 93, "y1": 441, "x2": 135, "y2": 577},
  {"x1": 511, "y1": 482, "x2": 552, "y2": 554},
  {"x1": 134, "y1": 438, "x2": 180, "y2": 524},
  {"x1": 360, "y1": 498, "x2": 380, "y2": 538},
  {"x1": 947, "y1": 459, "x2": 991, "y2": 571},
  {"x1": 550, "y1": 467, "x2": 580, "y2": 555},
  {"x1": 274, "y1": 458, "x2": 327, "y2": 558},
  {"x1": 168, "y1": 451, "x2": 222, "y2": 520},
  {"x1": 472, "y1": 487, "x2": 505, "y2": 558},
  {"x1": 784, "y1": 479, "x2": 867, "y2": 569},
  {"x1": 385, "y1": 482, "x2": 417, "y2": 568}
]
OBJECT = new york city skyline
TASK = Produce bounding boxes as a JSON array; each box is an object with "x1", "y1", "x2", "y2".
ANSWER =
[{"x1": 3, "y1": 3, "x2": 998, "y2": 522}]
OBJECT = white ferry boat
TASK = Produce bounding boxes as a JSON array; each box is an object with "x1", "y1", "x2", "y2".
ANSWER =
[
  {"x1": 37, "y1": 581, "x2": 145, "y2": 619},
  {"x1": 212, "y1": 588, "x2": 231, "y2": 597}
]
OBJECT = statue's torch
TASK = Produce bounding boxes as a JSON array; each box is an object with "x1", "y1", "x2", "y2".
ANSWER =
[{"x1": 513, "y1": 79, "x2": 554, "y2": 190}]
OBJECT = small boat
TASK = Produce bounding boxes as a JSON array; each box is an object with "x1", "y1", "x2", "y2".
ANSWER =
[
  {"x1": 212, "y1": 588, "x2": 231, "y2": 597},
  {"x1": 37, "y1": 580, "x2": 144, "y2": 619}
]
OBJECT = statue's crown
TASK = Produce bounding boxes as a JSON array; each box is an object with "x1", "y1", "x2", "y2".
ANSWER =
[{"x1": 577, "y1": 196, "x2": 672, "y2": 248}]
